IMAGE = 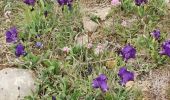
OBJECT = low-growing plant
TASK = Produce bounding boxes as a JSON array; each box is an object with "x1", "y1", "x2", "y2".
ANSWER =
[{"x1": 2, "y1": 0, "x2": 170, "y2": 99}]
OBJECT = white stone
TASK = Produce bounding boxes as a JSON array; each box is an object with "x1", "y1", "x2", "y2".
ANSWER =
[
  {"x1": 0, "y1": 68, "x2": 36, "y2": 100},
  {"x1": 92, "y1": 7, "x2": 111, "y2": 21},
  {"x1": 75, "y1": 34, "x2": 89, "y2": 46},
  {"x1": 165, "y1": 0, "x2": 169, "y2": 4},
  {"x1": 83, "y1": 17, "x2": 99, "y2": 32}
]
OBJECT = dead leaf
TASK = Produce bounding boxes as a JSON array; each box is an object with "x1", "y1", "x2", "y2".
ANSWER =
[{"x1": 105, "y1": 60, "x2": 116, "y2": 69}]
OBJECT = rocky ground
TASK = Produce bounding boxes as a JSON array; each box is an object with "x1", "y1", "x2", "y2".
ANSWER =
[
  {"x1": 0, "y1": 68, "x2": 35, "y2": 100},
  {"x1": 136, "y1": 67, "x2": 170, "y2": 100}
]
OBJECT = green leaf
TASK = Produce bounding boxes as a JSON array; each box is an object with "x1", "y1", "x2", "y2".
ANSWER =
[
  {"x1": 71, "y1": 90, "x2": 81, "y2": 100},
  {"x1": 40, "y1": 0, "x2": 45, "y2": 9},
  {"x1": 48, "y1": 66, "x2": 55, "y2": 72}
]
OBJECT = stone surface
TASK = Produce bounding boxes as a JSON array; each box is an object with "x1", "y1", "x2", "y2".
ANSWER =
[
  {"x1": 84, "y1": 6, "x2": 111, "y2": 21},
  {"x1": 91, "y1": 7, "x2": 111, "y2": 21},
  {"x1": 0, "y1": 68, "x2": 36, "y2": 100},
  {"x1": 83, "y1": 17, "x2": 99, "y2": 32},
  {"x1": 75, "y1": 34, "x2": 89, "y2": 46},
  {"x1": 165, "y1": 0, "x2": 169, "y2": 4},
  {"x1": 136, "y1": 67, "x2": 170, "y2": 100}
]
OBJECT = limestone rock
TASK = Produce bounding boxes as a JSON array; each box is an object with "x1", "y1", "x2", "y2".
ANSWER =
[
  {"x1": 83, "y1": 17, "x2": 99, "y2": 32},
  {"x1": 75, "y1": 34, "x2": 89, "y2": 46},
  {"x1": 0, "y1": 68, "x2": 36, "y2": 100},
  {"x1": 165, "y1": 0, "x2": 169, "y2": 4},
  {"x1": 91, "y1": 7, "x2": 111, "y2": 21}
]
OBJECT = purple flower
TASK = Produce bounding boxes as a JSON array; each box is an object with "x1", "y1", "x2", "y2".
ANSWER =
[
  {"x1": 35, "y1": 42, "x2": 43, "y2": 48},
  {"x1": 24, "y1": 0, "x2": 36, "y2": 6},
  {"x1": 57, "y1": 0, "x2": 73, "y2": 10},
  {"x1": 135, "y1": 0, "x2": 147, "y2": 6},
  {"x1": 118, "y1": 67, "x2": 134, "y2": 86},
  {"x1": 52, "y1": 96, "x2": 56, "y2": 100},
  {"x1": 57, "y1": 0, "x2": 71, "y2": 5},
  {"x1": 160, "y1": 40, "x2": 170, "y2": 57},
  {"x1": 6, "y1": 27, "x2": 18, "y2": 43},
  {"x1": 92, "y1": 74, "x2": 108, "y2": 92},
  {"x1": 15, "y1": 43, "x2": 26, "y2": 57},
  {"x1": 150, "y1": 29, "x2": 160, "y2": 40},
  {"x1": 120, "y1": 44, "x2": 136, "y2": 62},
  {"x1": 57, "y1": 0, "x2": 64, "y2": 5},
  {"x1": 67, "y1": 3, "x2": 72, "y2": 10}
]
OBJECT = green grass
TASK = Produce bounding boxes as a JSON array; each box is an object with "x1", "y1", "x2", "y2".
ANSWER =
[{"x1": 1, "y1": 0, "x2": 170, "y2": 99}]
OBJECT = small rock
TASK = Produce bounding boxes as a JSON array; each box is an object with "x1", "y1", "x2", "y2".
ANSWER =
[
  {"x1": 75, "y1": 34, "x2": 89, "y2": 46},
  {"x1": 165, "y1": 0, "x2": 169, "y2": 4},
  {"x1": 167, "y1": 1, "x2": 170, "y2": 9},
  {"x1": 83, "y1": 17, "x2": 99, "y2": 32},
  {"x1": 0, "y1": 68, "x2": 36, "y2": 100},
  {"x1": 125, "y1": 81, "x2": 134, "y2": 90},
  {"x1": 91, "y1": 7, "x2": 111, "y2": 21}
]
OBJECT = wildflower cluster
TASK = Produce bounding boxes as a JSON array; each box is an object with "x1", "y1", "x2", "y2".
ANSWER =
[
  {"x1": 4, "y1": 0, "x2": 170, "y2": 99},
  {"x1": 6, "y1": 27, "x2": 26, "y2": 57}
]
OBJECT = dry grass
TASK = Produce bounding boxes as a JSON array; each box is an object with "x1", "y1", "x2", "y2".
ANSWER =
[{"x1": 79, "y1": 0, "x2": 110, "y2": 7}]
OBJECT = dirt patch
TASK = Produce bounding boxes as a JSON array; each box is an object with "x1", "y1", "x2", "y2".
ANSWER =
[
  {"x1": 137, "y1": 66, "x2": 170, "y2": 100},
  {"x1": 79, "y1": 0, "x2": 110, "y2": 7}
]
